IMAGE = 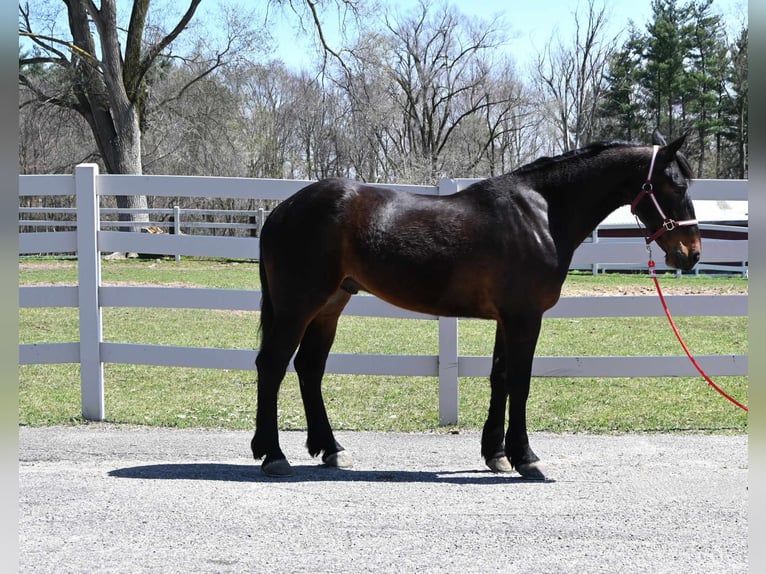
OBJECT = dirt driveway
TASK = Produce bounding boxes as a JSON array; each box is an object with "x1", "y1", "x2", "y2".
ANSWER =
[{"x1": 19, "y1": 425, "x2": 747, "y2": 573}]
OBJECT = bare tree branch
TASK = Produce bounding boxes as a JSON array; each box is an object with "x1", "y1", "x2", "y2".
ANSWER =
[
  {"x1": 155, "y1": 48, "x2": 231, "y2": 108},
  {"x1": 19, "y1": 74, "x2": 82, "y2": 112},
  {"x1": 19, "y1": 3, "x2": 74, "y2": 63},
  {"x1": 19, "y1": 54, "x2": 68, "y2": 67},
  {"x1": 18, "y1": 31, "x2": 97, "y2": 65},
  {"x1": 137, "y1": 0, "x2": 202, "y2": 86},
  {"x1": 305, "y1": 0, "x2": 353, "y2": 77}
]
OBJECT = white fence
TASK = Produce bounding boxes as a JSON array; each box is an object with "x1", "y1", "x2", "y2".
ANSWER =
[{"x1": 18, "y1": 164, "x2": 748, "y2": 424}]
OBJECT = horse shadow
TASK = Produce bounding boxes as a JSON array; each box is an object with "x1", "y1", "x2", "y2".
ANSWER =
[{"x1": 108, "y1": 463, "x2": 554, "y2": 485}]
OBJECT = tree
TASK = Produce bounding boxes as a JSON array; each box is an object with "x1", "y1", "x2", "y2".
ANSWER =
[
  {"x1": 375, "y1": 0, "x2": 507, "y2": 181},
  {"x1": 533, "y1": 0, "x2": 614, "y2": 152},
  {"x1": 726, "y1": 26, "x2": 747, "y2": 178},
  {"x1": 18, "y1": 0, "x2": 746, "y2": 189},
  {"x1": 602, "y1": 0, "x2": 747, "y2": 177},
  {"x1": 18, "y1": 0, "x2": 358, "y2": 236},
  {"x1": 18, "y1": 54, "x2": 96, "y2": 174},
  {"x1": 142, "y1": 59, "x2": 246, "y2": 177},
  {"x1": 595, "y1": 27, "x2": 648, "y2": 142},
  {"x1": 470, "y1": 61, "x2": 530, "y2": 176},
  {"x1": 234, "y1": 62, "x2": 300, "y2": 180},
  {"x1": 640, "y1": 0, "x2": 695, "y2": 138},
  {"x1": 20, "y1": 1, "x2": 215, "y2": 233},
  {"x1": 683, "y1": 0, "x2": 729, "y2": 176}
]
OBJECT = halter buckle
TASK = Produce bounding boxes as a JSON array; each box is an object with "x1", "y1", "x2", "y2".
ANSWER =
[{"x1": 663, "y1": 219, "x2": 676, "y2": 231}]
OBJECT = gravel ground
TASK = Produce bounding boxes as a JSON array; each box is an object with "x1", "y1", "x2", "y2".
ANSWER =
[{"x1": 19, "y1": 425, "x2": 747, "y2": 574}]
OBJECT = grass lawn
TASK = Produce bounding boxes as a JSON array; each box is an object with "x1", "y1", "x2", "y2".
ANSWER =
[{"x1": 19, "y1": 256, "x2": 748, "y2": 433}]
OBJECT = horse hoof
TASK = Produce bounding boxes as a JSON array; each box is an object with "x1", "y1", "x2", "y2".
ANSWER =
[
  {"x1": 486, "y1": 456, "x2": 514, "y2": 473},
  {"x1": 323, "y1": 450, "x2": 353, "y2": 469},
  {"x1": 261, "y1": 458, "x2": 294, "y2": 477},
  {"x1": 516, "y1": 461, "x2": 547, "y2": 481}
]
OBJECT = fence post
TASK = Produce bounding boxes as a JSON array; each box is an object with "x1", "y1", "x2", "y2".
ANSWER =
[
  {"x1": 174, "y1": 205, "x2": 181, "y2": 261},
  {"x1": 75, "y1": 164, "x2": 105, "y2": 421},
  {"x1": 437, "y1": 178, "x2": 460, "y2": 425},
  {"x1": 591, "y1": 229, "x2": 599, "y2": 276},
  {"x1": 257, "y1": 208, "x2": 266, "y2": 237}
]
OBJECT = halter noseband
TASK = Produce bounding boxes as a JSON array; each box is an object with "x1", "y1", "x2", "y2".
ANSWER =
[{"x1": 630, "y1": 144, "x2": 698, "y2": 245}]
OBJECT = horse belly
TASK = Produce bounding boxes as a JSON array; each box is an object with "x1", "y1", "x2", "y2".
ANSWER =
[{"x1": 346, "y1": 254, "x2": 501, "y2": 319}]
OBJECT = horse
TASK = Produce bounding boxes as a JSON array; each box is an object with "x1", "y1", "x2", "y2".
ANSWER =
[{"x1": 250, "y1": 130, "x2": 700, "y2": 479}]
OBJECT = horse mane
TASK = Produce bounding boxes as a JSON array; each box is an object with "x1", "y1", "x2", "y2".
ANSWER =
[
  {"x1": 511, "y1": 141, "x2": 635, "y2": 176},
  {"x1": 512, "y1": 139, "x2": 694, "y2": 179}
]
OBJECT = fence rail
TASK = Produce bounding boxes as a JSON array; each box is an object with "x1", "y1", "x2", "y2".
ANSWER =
[
  {"x1": 19, "y1": 175, "x2": 749, "y2": 276},
  {"x1": 18, "y1": 164, "x2": 748, "y2": 424}
]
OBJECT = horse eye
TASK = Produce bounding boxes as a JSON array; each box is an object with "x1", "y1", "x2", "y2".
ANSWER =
[{"x1": 665, "y1": 173, "x2": 687, "y2": 194}]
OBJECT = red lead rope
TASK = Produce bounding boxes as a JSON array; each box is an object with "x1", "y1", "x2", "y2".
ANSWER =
[{"x1": 647, "y1": 260, "x2": 748, "y2": 412}]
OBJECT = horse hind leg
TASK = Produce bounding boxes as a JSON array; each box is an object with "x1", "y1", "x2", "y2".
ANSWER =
[
  {"x1": 293, "y1": 291, "x2": 353, "y2": 469},
  {"x1": 252, "y1": 314, "x2": 308, "y2": 477}
]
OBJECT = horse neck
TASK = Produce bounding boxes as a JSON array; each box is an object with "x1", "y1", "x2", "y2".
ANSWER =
[{"x1": 531, "y1": 146, "x2": 649, "y2": 246}]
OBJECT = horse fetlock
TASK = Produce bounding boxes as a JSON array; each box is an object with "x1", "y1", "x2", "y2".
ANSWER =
[
  {"x1": 507, "y1": 446, "x2": 547, "y2": 480},
  {"x1": 307, "y1": 435, "x2": 344, "y2": 458},
  {"x1": 251, "y1": 430, "x2": 283, "y2": 462},
  {"x1": 507, "y1": 445, "x2": 539, "y2": 467},
  {"x1": 250, "y1": 433, "x2": 266, "y2": 460}
]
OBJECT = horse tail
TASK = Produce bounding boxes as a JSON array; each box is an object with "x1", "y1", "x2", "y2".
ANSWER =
[{"x1": 258, "y1": 242, "x2": 274, "y2": 343}]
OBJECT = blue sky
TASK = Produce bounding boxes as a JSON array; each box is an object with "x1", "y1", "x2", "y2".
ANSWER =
[
  {"x1": 271, "y1": 0, "x2": 748, "y2": 74},
  {"x1": 19, "y1": 0, "x2": 747, "y2": 76}
]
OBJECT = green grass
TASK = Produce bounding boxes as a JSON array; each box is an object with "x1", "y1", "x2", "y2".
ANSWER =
[{"x1": 18, "y1": 256, "x2": 748, "y2": 433}]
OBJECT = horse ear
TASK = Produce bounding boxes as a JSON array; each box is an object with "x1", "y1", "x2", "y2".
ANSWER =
[
  {"x1": 660, "y1": 132, "x2": 687, "y2": 159},
  {"x1": 657, "y1": 132, "x2": 693, "y2": 179},
  {"x1": 652, "y1": 129, "x2": 667, "y2": 146}
]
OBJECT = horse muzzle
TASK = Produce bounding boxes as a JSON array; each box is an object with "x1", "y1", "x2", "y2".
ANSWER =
[{"x1": 658, "y1": 231, "x2": 701, "y2": 271}]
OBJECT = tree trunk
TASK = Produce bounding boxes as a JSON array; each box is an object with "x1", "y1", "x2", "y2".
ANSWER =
[
  {"x1": 95, "y1": 109, "x2": 148, "y2": 246},
  {"x1": 104, "y1": 103, "x2": 149, "y2": 233},
  {"x1": 97, "y1": 0, "x2": 149, "y2": 233}
]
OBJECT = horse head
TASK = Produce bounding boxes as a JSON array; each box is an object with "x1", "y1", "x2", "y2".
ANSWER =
[{"x1": 631, "y1": 130, "x2": 701, "y2": 271}]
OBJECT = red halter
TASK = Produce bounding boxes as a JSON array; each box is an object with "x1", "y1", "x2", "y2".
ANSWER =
[{"x1": 630, "y1": 145, "x2": 698, "y2": 245}]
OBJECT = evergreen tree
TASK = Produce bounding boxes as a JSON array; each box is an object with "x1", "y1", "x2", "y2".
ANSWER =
[
  {"x1": 724, "y1": 26, "x2": 748, "y2": 178},
  {"x1": 595, "y1": 27, "x2": 647, "y2": 141},
  {"x1": 684, "y1": 0, "x2": 728, "y2": 176},
  {"x1": 596, "y1": 0, "x2": 746, "y2": 177},
  {"x1": 641, "y1": 0, "x2": 693, "y2": 137}
]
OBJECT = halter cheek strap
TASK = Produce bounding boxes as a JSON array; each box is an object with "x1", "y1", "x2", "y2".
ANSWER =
[{"x1": 630, "y1": 144, "x2": 698, "y2": 245}]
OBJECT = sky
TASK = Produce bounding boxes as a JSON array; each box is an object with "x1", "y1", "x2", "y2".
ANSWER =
[
  {"x1": 270, "y1": 0, "x2": 748, "y2": 74},
  {"x1": 19, "y1": 0, "x2": 748, "y2": 76}
]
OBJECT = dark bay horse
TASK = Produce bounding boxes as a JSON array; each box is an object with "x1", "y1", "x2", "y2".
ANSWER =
[{"x1": 251, "y1": 131, "x2": 700, "y2": 479}]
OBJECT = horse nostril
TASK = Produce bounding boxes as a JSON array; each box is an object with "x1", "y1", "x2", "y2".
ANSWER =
[{"x1": 692, "y1": 251, "x2": 700, "y2": 264}]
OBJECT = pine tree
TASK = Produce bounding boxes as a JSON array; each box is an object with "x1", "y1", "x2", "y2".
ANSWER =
[
  {"x1": 684, "y1": 0, "x2": 728, "y2": 176},
  {"x1": 724, "y1": 26, "x2": 748, "y2": 178},
  {"x1": 641, "y1": 0, "x2": 694, "y2": 137},
  {"x1": 595, "y1": 27, "x2": 647, "y2": 141}
]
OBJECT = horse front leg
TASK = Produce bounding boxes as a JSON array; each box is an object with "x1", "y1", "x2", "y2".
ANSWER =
[
  {"x1": 482, "y1": 325, "x2": 513, "y2": 473},
  {"x1": 502, "y1": 312, "x2": 547, "y2": 480}
]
